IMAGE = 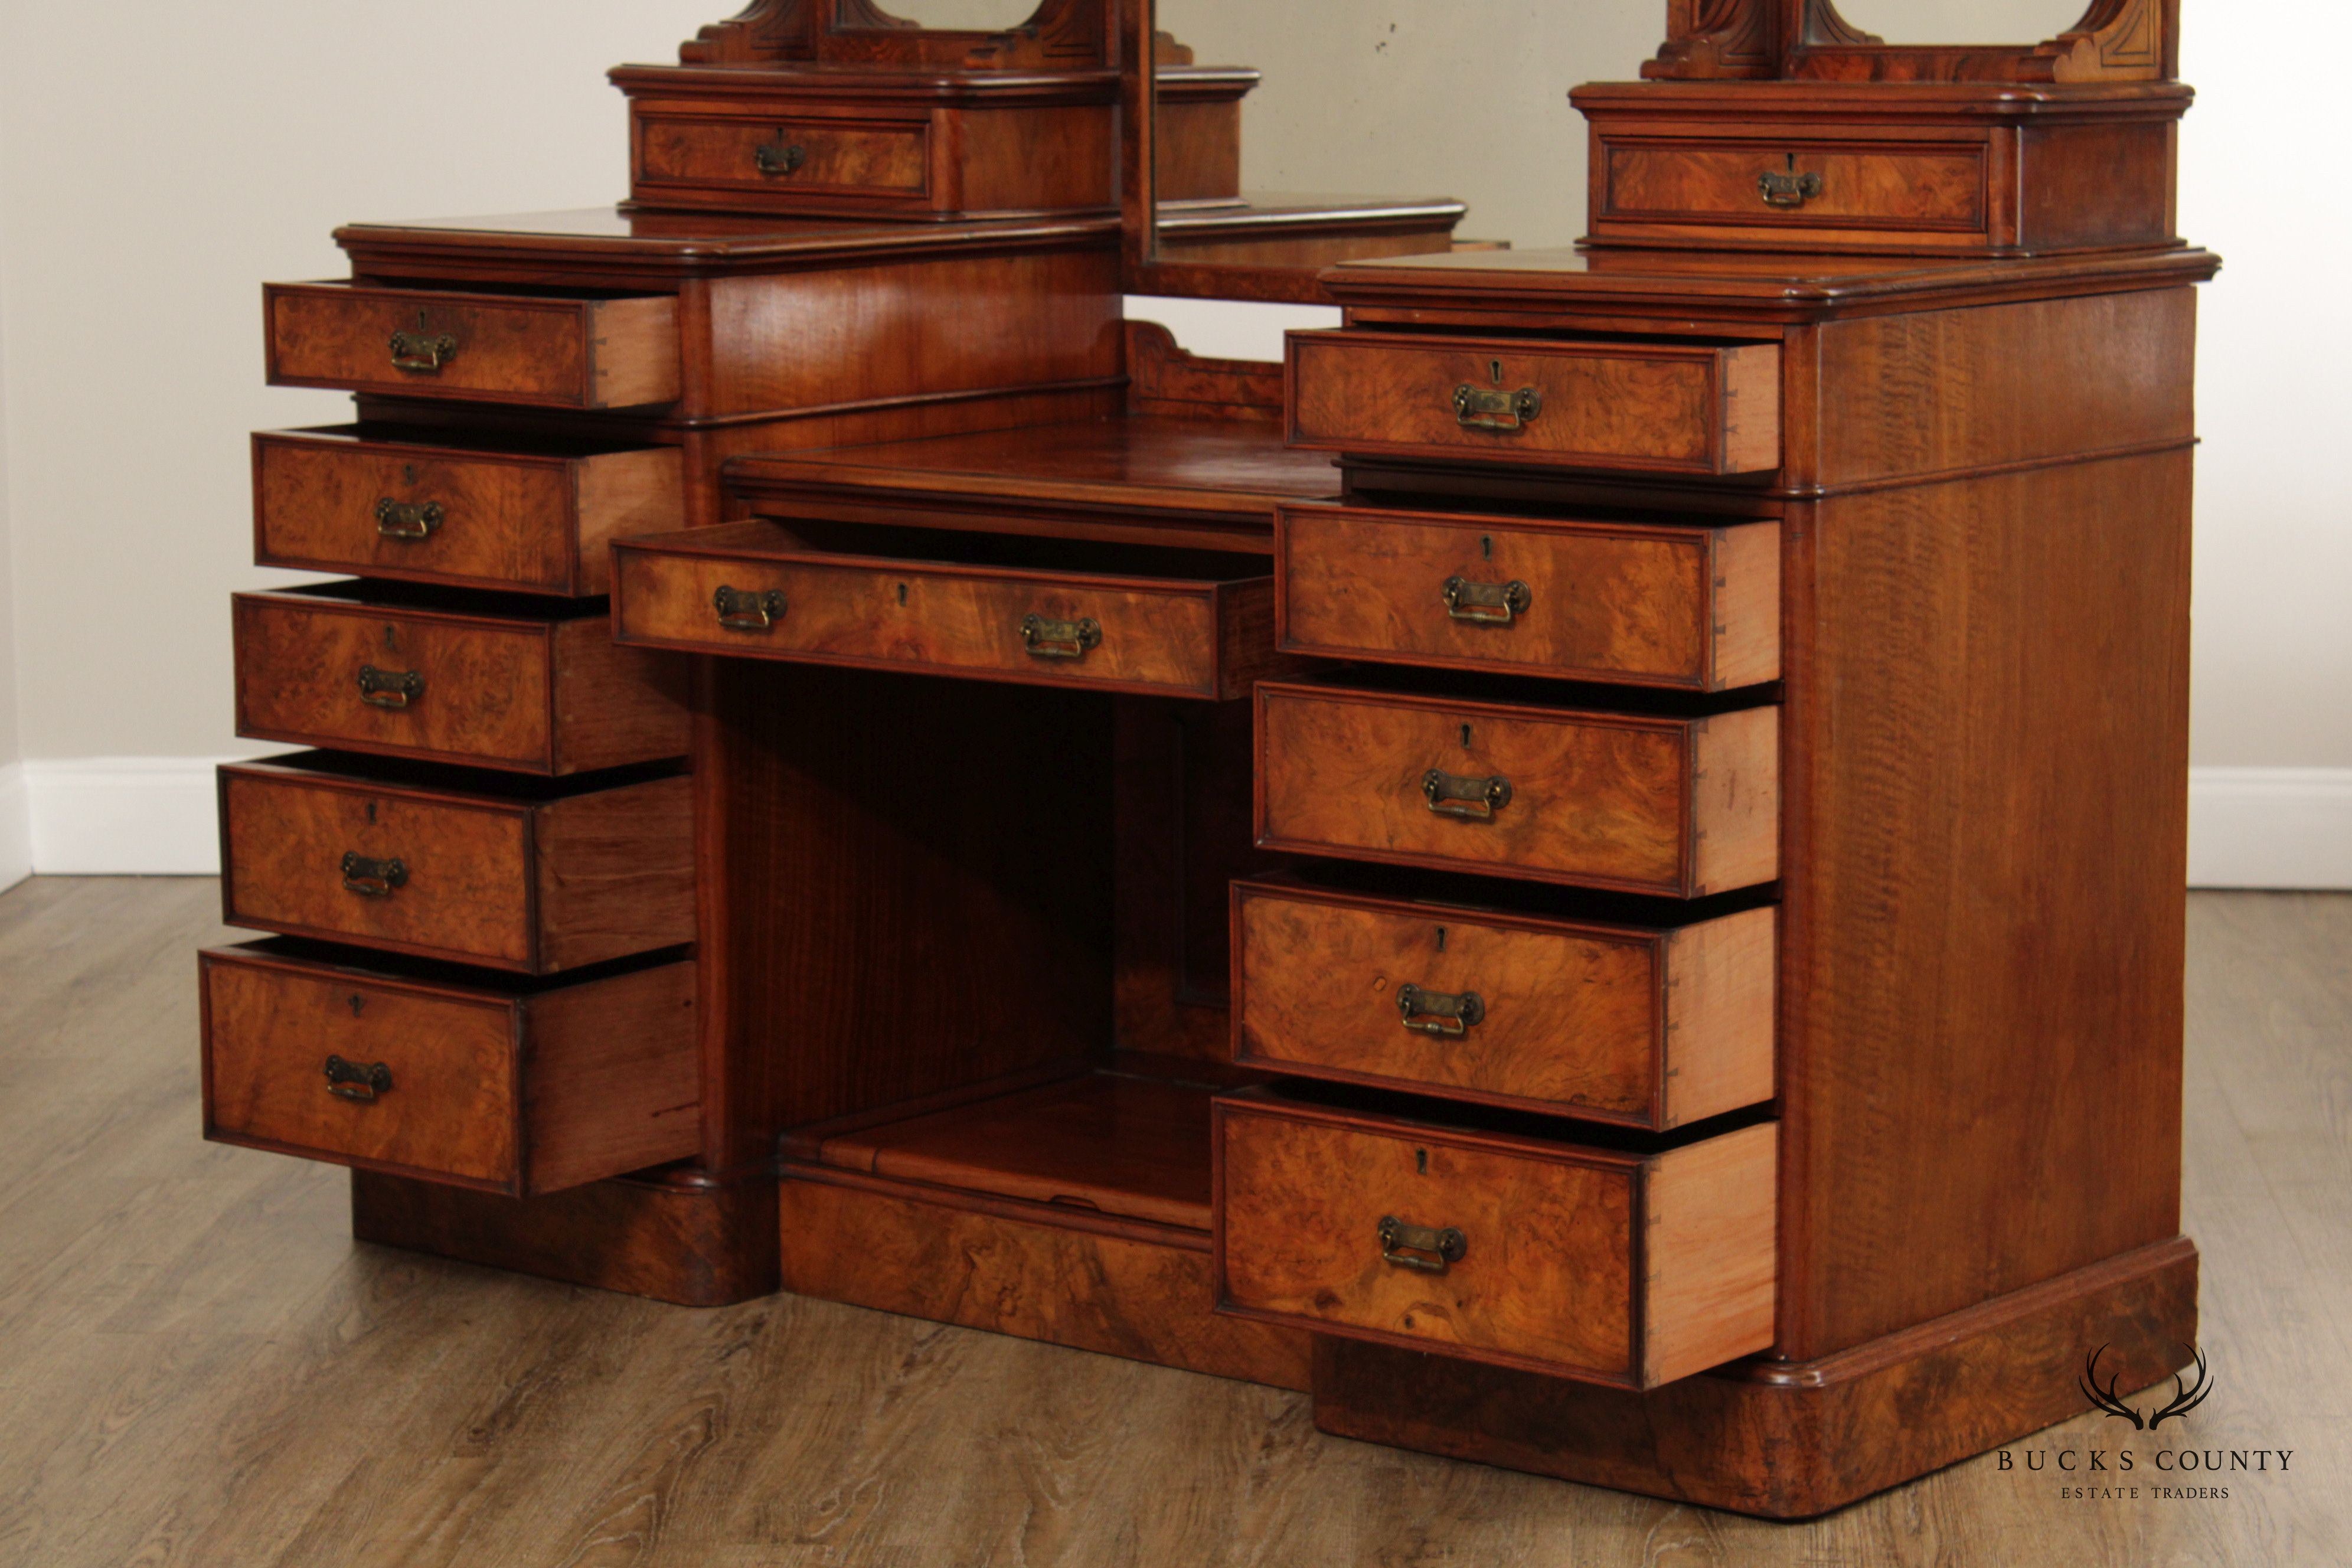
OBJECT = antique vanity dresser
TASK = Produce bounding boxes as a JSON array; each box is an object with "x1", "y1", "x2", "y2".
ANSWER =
[{"x1": 197, "y1": 0, "x2": 2216, "y2": 1517}]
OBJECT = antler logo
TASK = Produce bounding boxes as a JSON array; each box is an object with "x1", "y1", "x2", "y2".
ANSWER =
[{"x1": 2080, "y1": 1344, "x2": 2213, "y2": 1430}]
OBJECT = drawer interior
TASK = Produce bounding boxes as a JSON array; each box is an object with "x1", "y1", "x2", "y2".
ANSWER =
[{"x1": 634, "y1": 517, "x2": 1272, "y2": 586}]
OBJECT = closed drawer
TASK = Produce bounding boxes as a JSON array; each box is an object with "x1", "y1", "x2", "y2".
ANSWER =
[
  {"x1": 232, "y1": 585, "x2": 690, "y2": 776},
  {"x1": 613, "y1": 521, "x2": 1286, "y2": 700},
  {"x1": 1255, "y1": 679, "x2": 1779, "y2": 897},
  {"x1": 1233, "y1": 876, "x2": 1775, "y2": 1129},
  {"x1": 1214, "y1": 1090, "x2": 1776, "y2": 1387},
  {"x1": 1598, "y1": 136, "x2": 1988, "y2": 238},
  {"x1": 1277, "y1": 504, "x2": 1779, "y2": 690},
  {"x1": 264, "y1": 282, "x2": 680, "y2": 410},
  {"x1": 200, "y1": 942, "x2": 699, "y2": 1197},
  {"x1": 253, "y1": 428, "x2": 684, "y2": 597},
  {"x1": 635, "y1": 112, "x2": 930, "y2": 202},
  {"x1": 1288, "y1": 330, "x2": 1780, "y2": 477},
  {"x1": 219, "y1": 755, "x2": 694, "y2": 975}
]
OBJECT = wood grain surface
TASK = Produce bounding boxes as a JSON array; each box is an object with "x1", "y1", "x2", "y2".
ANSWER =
[{"x1": 0, "y1": 876, "x2": 2343, "y2": 1562}]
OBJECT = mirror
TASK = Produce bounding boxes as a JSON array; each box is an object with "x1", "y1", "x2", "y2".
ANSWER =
[
  {"x1": 1148, "y1": 0, "x2": 1662, "y2": 276},
  {"x1": 1835, "y1": 0, "x2": 2090, "y2": 44},
  {"x1": 879, "y1": 0, "x2": 1051, "y2": 27}
]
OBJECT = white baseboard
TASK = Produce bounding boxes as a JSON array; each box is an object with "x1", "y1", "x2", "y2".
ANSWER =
[
  {"x1": 0, "y1": 762, "x2": 29, "y2": 892},
  {"x1": 2188, "y1": 767, "x2": 2352, "y2": 890},
  {"x1": 23, "y1": 757, "x2": 243, "y2": 876},
  {"x1": 6, "y1": 757, "x2": 2350, "y2": 890}
]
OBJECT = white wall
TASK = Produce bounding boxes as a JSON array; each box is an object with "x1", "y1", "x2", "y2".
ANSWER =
[
  {"x1": 0, "y1": 95, "x2": 25, "y2": 893},
  {"x1": 0, "y1": 2, "x2": 2343, "y2": 887}
]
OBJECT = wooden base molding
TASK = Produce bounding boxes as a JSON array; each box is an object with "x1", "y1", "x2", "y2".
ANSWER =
[
  {"x1": 1311, "y1": 1236, "x2": 2199, "y2": 1519},
  {"x1": 350, "y1": 1167, "x2": 779, "y2": 1307}
]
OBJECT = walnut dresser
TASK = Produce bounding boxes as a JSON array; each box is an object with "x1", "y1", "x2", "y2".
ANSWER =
[{"x1": 198, "y1": 0, "x2": 2218, "y2": 1517}]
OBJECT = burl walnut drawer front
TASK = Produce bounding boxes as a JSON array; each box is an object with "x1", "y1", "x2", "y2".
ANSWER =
[
  {"x1": 1276, "y1": 504, "x2": 1780, "y2": 690},
  {"x1": 1231, "y1": 878, "x2": 1775, "y2": 1129},
  {"x1": 264, "y1": 282, "x2": 680, "y2": 410},
  {"x1": 253, "y1": 429, "x2": 684, "y2": 597},
  {"x1": 635, "y1": 113, "x2": 932, "y2": 203},
  {"x1": 232, "y1": 587, "x2": 690, "y2": 776},
  {"x1": 199, "y1": 943, "x2": 698, "y2": 1198},
  {"x1": 218, "y1": 757, "x2": 694, "y2": 975},
  {"x1": 612, "y1": 522, "x2": 1282, "y2": 700},
  {"x1": 1255, "y1": 681, "x2": 1779, "y2": 898},
  {"x1": 1287, "y1": 331, "x2": 1781, "y2": 477},
  {"x1": 1597, "y1": 137, "x2": 1988, "y2": 239},
  {"x1": 1213, "y1": 1093, "x2": 1777, "y2": 1387}
]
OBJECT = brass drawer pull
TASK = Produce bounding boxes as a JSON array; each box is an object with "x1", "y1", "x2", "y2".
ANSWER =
[
  {"x1": 1442, "y1": 576, "x2": 1531, "y2": 626},
  {"x1": 1453, "y1": 383, "x2": 1542, "y2": 433},
  {"x1": 374, "y1": 498, "x2": 444, "y2": 541},
  {"x1": 388, "y1": 311, "x2": 459, "y2": 374},
  {"x1": 1758, "y1": 165, "x2": 1823, "y2": 209},
  {"x1": 1378, "y1": 1216, "x2": 1467, "y2": 1275},
  {"x1": 339, "y1": 852, "x2": 409, "y2": 898},
  {"x1": 1021, "y1": 614, "x2": 1102, "y2": 661},
  {"x1": 1423, "y1": 769, "x2": 1511, "y2": 821},
  {"x1": 357, "y1": 665, "x2": 424, "y2": 709},
  {"x1": 754, "y1": 138, "x2": 808, "y2": 177},
  {"x1": 1397, "y1": 983, "x2": 1484, "y2": 1038},
  {"x1": 324, "y1": 1055, "x2": 393, "y2": 1104},
  {"x1": 714, "y1": 585, "x2": 786, "y2": 632}
]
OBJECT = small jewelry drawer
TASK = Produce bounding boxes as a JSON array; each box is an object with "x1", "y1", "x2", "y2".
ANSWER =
[
  {"x1": 1596, "y1": 136, "x2": 1990, "y2": 240},
  {"x1": 218, "y1": 754, "x2": 694, "y2": 975},
  {"x1": 1286, "y1": 329, "x2": 1780, "y2": 478},
  {"x1": 252, "y1": 428, "x2": 683, "y2": 597},
  {"x1": 264, "y1": 282, "x2": 680, "y2": 410},
  {"x1": 1213, "y1": 1088, "x2": 1776, "y2": 1388},
  {"x1": 612, "y1": 521, "x2": 1288, "y2": 700},
  {"x1": 1276, "y1": 503, "x2": 1780, "y2": 690},
  {"x1": 633, "y1": 112, "x2": 933, "y2": 204},
  {"x1": 1231, "y1": 875, "x2": 1774, "y2": 1129},
  {"x1": 199, "y1": 942, "x2": 699, "y2": 1198},
  {"x1": 1255, "y1": 677, "x2": 1779, "y2": 898},
  {"x1": 232, "y1": 584, "x2": 691, "y2": 776}
]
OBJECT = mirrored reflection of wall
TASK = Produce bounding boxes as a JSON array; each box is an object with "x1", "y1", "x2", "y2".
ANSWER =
[
  {"x1": 1158, "y1": 0, "x2": 1663, "y2": 251},
  {"x1": 883, "y1": 0, "x2": 1045, "y2": 27},
  {"x1": 1837, "y1": 0, "x2": 2096, "y2": 45}
]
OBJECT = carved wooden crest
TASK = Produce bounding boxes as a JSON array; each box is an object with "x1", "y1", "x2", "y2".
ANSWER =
[
  {"x1": 1645, "y1": 0, "x2": 2179, "y2": 83},
  {"x1": 680, "y1": 0, "x2": 1113, "y2": 70}
]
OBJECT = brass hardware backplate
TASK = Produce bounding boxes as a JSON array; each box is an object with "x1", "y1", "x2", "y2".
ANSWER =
[
  {"x1": 1758, "y1": 168, "x2": 1824, "y2": 208},
  {"x1": 1423, "y1": 768, "x2": 1512, "y2": 821},
  {"x1": 1021, "y1": 613, "x2": 1102, "y2": 660},
  {"x1": 714, "y1": 585, "x2": 786, "y2": 632},
  {"x1": 339, "y1": 852, "x2": 409, "y2": 898},
  {"x1": 755, "y1": 138, "x2": 809, "y2": 177},
  {"x1": 324, "y1": 1055, "x2": 393, "y2": 1103},
  {"x1": 1397, "y1": 983, "x2": 1485, "y2": 1038},
  {"x1": 388, "y1": 311, "x2": 459, "y2": 373},
  {"x1": 1453, "y1": 384, "x2": 1543, "y2": 433},
  {"x1": 1378, "y1": 1215, "x2": 1467, "y2": 1274},
  {"x1": 374, "y1": 498, "x2": 444, "y2": 541},
  {"x1": 1442, "y1": 576, "x2": 1533, "y2": 626},
  {"x1": 357, "y1": 665, "x2": 424, "y2": 709}
]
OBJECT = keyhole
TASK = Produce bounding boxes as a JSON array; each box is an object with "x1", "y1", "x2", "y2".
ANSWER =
[
  {"x1": 1435, "y1": 926, "x2": 1448, "y2": 953},
  {"x1": 1416, "y1": 1149, "x2": 1428, "y2": 1175},
  {"x1": 383, "y1": 625, "x2": 397, "y2": 649},
  {"x1": 1460, "y1": 723, "x2": 1473, "y2": 748},
  {"x1": 365, "y1": 801, "x2": 378, "y2": 825},
  {"x1": 1489, "y1": 360, "x2": 1503, "y2": 386},
  {"x1": 347, "y1": 993, "x2": 366, "y2": 1015},
  {"x1": 897, "y1": 583, "x2": 908, "y2": 606},
  {"x1": 1481, "y1": 535, "x2": 1493, "y2": 561},
  {"x1": 401, "y1": 464, "x2": 419, "y2": 485}
]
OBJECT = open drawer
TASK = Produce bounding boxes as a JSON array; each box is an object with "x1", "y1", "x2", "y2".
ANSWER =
[
  {"x1": 1214, "y1": 1086, "x2": 1777, "y2": 1389},
  {"x1": 612, "y1": 520, "x2": 1289, "y2": 700}
]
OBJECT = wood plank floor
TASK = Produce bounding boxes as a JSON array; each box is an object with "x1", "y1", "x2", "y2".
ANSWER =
[{"x1": 0, "y1": 877, "x2": 2344, "y2": 1566}]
